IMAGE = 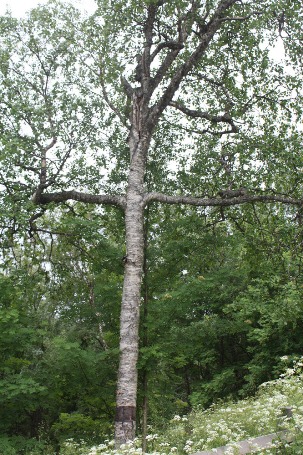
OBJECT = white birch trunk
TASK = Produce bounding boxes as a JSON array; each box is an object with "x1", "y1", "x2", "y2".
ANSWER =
[
  {"x1": 115, "y1": 92, "x2": 149, "y2": 444},
  {"x1": 115, "y1": 197, "x2": 144, "y2": 443}
]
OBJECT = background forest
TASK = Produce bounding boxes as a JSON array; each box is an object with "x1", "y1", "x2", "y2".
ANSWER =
[{"x1": 2, "y1": 201, "x2": 303, "y2": 453}]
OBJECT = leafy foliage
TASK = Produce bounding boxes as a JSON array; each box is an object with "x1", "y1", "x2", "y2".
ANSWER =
[{"x1": 53, "y1": 358, "x2": 303, "y2": 454}]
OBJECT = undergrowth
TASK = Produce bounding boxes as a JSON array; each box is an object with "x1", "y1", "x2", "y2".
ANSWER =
[{"x1": 2, "y1": 357, "x2": 303, "y2": 454}]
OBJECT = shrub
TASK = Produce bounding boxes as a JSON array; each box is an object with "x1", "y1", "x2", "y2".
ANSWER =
[
  {"x1": 58, "y1": 357, "x2": 303, "y2": 454},
  {"x1": 51, "y1": 413, "x2": 105, "y2": 445}
]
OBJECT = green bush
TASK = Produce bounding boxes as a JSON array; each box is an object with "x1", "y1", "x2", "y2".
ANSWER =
[
  {"x1": 52, "y1": 413, "x2": 105, "y2": 445},
  {"x1": 0, "y1": 435, "x2": 53, "y2": 455},
  {"x1": 56, "y1": 357, "x2": 303, "y2": 455}
]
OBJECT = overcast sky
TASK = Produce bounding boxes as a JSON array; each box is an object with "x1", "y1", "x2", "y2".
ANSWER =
[{"x1": 0, "y1": 0, "x2": 97, "y2": 17}]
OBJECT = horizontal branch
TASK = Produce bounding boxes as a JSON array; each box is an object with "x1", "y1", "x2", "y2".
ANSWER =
[
  {"x1": 166, "y1": 118, "x2": 237, "y2": 136},
  {"x1": 169, "y1": 101, "x2": 238, "y2": 129},
  {"x1": 144, "y1": 192, "x2": 302, "y2": 208},
  {"x1": 32, "y1": 189, "x2": 126, "y2": 209},
  {"x1": 170, "y1": 101, "x2": 239, "y2": 133}
]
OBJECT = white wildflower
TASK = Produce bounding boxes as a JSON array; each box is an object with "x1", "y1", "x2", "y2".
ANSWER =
[{"x1": 145, "y1": 433, "x2": 158, "y2": 441}]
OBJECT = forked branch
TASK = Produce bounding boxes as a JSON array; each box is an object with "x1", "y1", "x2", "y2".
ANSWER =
[{"x1": 149, "y1": 0, "x2": 239, "y2": 126}]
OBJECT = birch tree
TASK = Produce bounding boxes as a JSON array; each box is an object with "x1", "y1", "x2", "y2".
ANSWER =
[{"x1": 0, "y1": 0, "x2": 303, "y2": 445}]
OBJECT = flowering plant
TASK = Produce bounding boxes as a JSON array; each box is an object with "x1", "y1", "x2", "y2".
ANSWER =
[{"x1": 55, "y1": 357, "x2": 303, "y2": 455}]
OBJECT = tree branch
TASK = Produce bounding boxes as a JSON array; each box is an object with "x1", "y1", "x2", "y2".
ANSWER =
[
  {"x1": 15, "y1": 162, "x2": 40, "y2": 175},
  {"x1": 98, "y1": 66, "x2": 130, "y2": 128},
  {"x1": 40, "y1": 136, "x2": 57, "y2": 186},
  {"x1": 49, "y1": 144, "x2": 74, "y2": 185},
  {"x1": 149, "y1": 2, "x2": 200, "y2": 93},
  {"x1": 121, "y1": 76, "x2": 133, "y2": 98},
  {"x1": 196, "y1": 72, "x2": 234, "y2": 108},
  {"x1": 169, "y1": 101, "x2": 239, "y2": 132},
  {"x1": 29, "y1": 208, "x2": 47, "y2": 237},
  {"x1": 150, "y1": 41, "x2": 184, "y2": 62},
  {"x1": 32, "y1": 190, "x2": 126, "y2": 209},
  {"x1": 166, "y1": 118, "x2": 237, "y2": 136},
  {"x1": 141, "y1": 4, "x2": 158, "y2": 91},
  {"x1": 221, "y1": 11, "x2": 262, "y2": 22},
  {"x1": 149, "y1": 44, "x2": 185, "y2": 94},
  {"x1": 144, "y1": 192, "x2": 302, "y2": 208},
  {"x1": 149, "y1": 0, "x2": 239, "y2": 126}
]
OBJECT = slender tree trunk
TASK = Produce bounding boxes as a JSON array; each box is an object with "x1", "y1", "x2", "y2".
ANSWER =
[
  {"x1": 115, "y1": 93, "x2": 150, "y2": 443},
  {"x1": 115, "y1": 197, "x2": 144, "y2": 444}
]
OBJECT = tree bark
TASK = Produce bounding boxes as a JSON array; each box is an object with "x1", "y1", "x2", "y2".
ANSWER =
[
  {"x1": 115, "y1": 92, "x2": 150, "y2": 444},
  {"x1": 115, "y1": 200, "x2": 144, "y2": 443}
]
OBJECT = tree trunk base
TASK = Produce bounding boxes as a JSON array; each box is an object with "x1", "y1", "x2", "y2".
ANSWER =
[{"x1": 115, "y1": 421, "x2": 136, "y2": 447}]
